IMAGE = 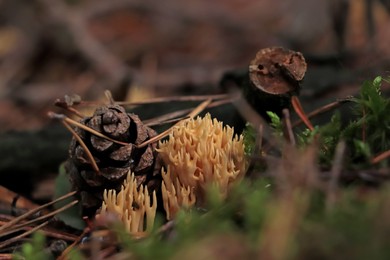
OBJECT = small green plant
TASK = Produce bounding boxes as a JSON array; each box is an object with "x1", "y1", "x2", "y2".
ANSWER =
[
  {"x1": 266, "y1": 111, "x2": 283, "y2": 136},
  {"x1": 343, "y1": 76, "x2": 390, "y2": 165},
  {"x1": 13, "y1": 232, "x2": 49, "y2": 260},
  {"x1": 295, "y1": 76, "x2": 390, "y2": 168}
]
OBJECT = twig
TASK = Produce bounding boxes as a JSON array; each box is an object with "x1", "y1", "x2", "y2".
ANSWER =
[
  {"x1": 48, "y1": 112, "x2": 128, "y2": 146},
  {"x1": 146, "y1": 116, "x2": 190, "y2": 127},
  {"x1": 0, "y1": 200, "x2": 79, "y2": 238},
  {"x1": 105, "y1": 90, "x2": 115, "y2": 105},
  {"x1": 0, "y1": 219, "x2": 78, "y2": 242},
  {"x1": 115, "y1": 94, "x2": 229, "y2": 106},
  {"x1": 326, "y1": 141, "x2": 346, "y2": 211},
  {"x1": 0, "y1": 221, "x2": 49, "y2": 250},
  {"x1": 292, "y1": 97, "x2": 352, "y2": 127},
  {"x1": 371, "y1": 150, "x2": 390, "y2": 164},
  {"x1": 144, "y1": 98, "x2": 232, "y2": 127},
  {"x1": 291, "y1": 95, "x2": 314, "y2": 130},
  {"x1": 0, "y1": 191, "x2": 76, "y2": 233},
  {"x1": 61, "y1": 120, "x2": 100, "y2": 173},
  {"x1": 58, "y1": 227, "x2": 90, "y2": 260},
  {"x1": 231, "y1": 91, "x2": 275, "y2": 147},
  {"x1": 136, "y1": 99, "x2": 212, "y2": 148},
  {"x1": 282, "y1": 109, "x2": 296, "y2": 146}
]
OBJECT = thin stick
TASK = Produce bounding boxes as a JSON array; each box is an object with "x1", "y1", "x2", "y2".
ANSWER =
[
  {"x1": 58, "y1": 228, "x2": 90, "y2": 260},
  {"x1": 64, "y1": 107, "x2": 86, "y2": 119},
  {"x1": 187, "y1": 99, "x2": 212, "y2": 118},
  {"x1": 0, "y1": 220, "x2": 78, "y2": 241},
  {"x1": 144, "y1": 98, "x2": 232, "y2": 127},
  {"x1": 371, "y1": 150, "x2": 390, "y2": 164},
  {"x1": 54, "y1": 97, "x2": 86, "y2": 118},
  {"x1": 70, "y1": 95, "x2": 228, "y2": 108},
  {"x1": 147, "y1": 116, "x2": 190, "y2": 127},
  {"x1": 62, "y1": 120, "x2": 100, "y2": 173},
  {"x1": 291, "y1": 95, "x2": 314, "y2": 131},
  {"x1": 63, "y1": 117, "x2": 128, "y2": 146},
  {"x1": 136, "y1": 99, "x2": 212, "y2": 148},
  {"x1": 282, "y1": 109, "x2": 296, "y2": 146},
  {"x1": 0, "y1": 191, "x2": 76, "y2": 233},
  {"x1": 292, "y1": 97, "x2": 352, "y2": 127},
  {"x1": 144, "y1": 110, "x2": 191, "y2": 127},
  {"x1": 326, "y1": 141, "x2": 346, "y2": 211},
  {"x1": 105, "y1": 90, "x2": 115, "y2": 105},
  {"x1": 0, "y1": 200, "x2": 79, "y2": 238},
  {"x1": 232, "y1": 92, "x2": 275, "y2": 146},
  {"x1": 255, "y1": 125, "x2": 264, "y2": 156},
  {"x1": 48, "y1": 112, "x2": 129, "y2": 146},
  {"x1": 115, "y1": 94, "x2": 228, "y2": 106},
  {"x1": 0, "y1": 221, "x2": 49, "y2": 250}
]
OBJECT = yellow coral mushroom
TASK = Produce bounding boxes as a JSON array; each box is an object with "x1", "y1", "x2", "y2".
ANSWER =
[
  {"x1": 161, "y1": 166, "x2": 196, "y2": 220},
  {"x1": 158, "y1": 113, "x2": 247, "y2": 218},
  {"x1": 97, "y1": 172, "x2": 157, "y2": 233}
]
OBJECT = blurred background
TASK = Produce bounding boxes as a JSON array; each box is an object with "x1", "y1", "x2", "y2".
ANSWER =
[
  {"x1": 0, "y1": 0, "x2": 389, "y2": 131},
  {"x1": 0, "y1": 0, "x2": 390, "y2": 199}
]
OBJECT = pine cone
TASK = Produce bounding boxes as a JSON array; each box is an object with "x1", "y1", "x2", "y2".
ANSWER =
[{"x1": 65, "y1": 104, "x2": 160, "y2": 216}]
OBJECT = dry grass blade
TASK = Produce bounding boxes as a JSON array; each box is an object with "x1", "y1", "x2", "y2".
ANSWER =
[
  {"x1": 55, "y1": 105, "x2": 85, "y2": 119},
  {"x1": 54, "y1": 95, "x2": 86, "y2": 118},
  {"x1": 63, "y1": 117, "x2": 128, "y2": 146},
  {"x1": 136, "y1": 99, "x2": 212, "y2": 148},
  {"x1": 0, "y1": 200, "x2": 79, "y2": 238},
  {"x1": 105, "y1": 90, "x2": 115, "y2": 104},
  {"x1": 326, "y1": 141, "x2": 346, "y2": 211},
  {"x1": 0, "y1": 221, "x2": 49, "y2": 250},
  {"x1": 291, "y1": 95, "x2": 314, "y2": 131},
  {"x1": 144, "y1": 110, "x2": 191, "y2": 127},
  {"x1": 259, "y1": 144, "x2": 318, "y2": 259},
  {"x1": 48, "y1": 112, "x2": 129, "y2": 146},
  {"x1": 282, "y1": 109, "x2": 296, "y2": 146},
  {"x1": 292, "y1": 97, "x2": 352, "y2": 127},
  {"x1": 371, "y1": 149, "x2": 390, "y2": 164},
  {"x1": 144, "y1": 98, "x2": 232, "y2": 127},
  {"x1": 115, "y1": 94, "x2": 229, "y2": 106},
  {"x1": 62, "y1": 120, "x2": 100, "y2": 173},
  {"x1": 0, "y1": 191, "x2": 76, "y2": 233},
  {"x1": 0, "y1": 219, "x2": 78, "y2": 242},
  {"x1": 231, "y1": 91, "x2": 274, "y2": 146},
  {"x1": 58, "y1": 228, "x2": 90, "y2": 260},
  {"x1": 146, "y1": 116, "x2": 190, "y2": 127}
]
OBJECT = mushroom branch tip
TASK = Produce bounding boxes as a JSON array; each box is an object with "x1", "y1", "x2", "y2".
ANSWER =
[{"x1": 96, "y1": 171, "x2": 157, "y2": 234}]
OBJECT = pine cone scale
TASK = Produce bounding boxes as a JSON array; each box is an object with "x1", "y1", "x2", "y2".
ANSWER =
[{"x1": 109, "y1": 144, "x2": 134, "y2": 162}]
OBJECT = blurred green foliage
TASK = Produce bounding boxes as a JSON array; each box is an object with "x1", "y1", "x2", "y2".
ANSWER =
[{"x1": 13, "y1": 232, "x2": 50, "y2": 260}]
